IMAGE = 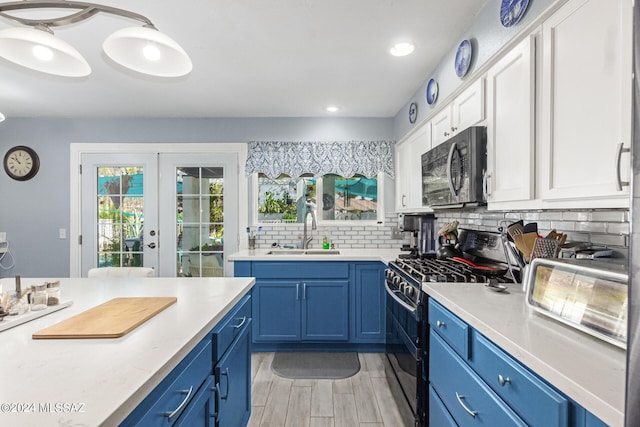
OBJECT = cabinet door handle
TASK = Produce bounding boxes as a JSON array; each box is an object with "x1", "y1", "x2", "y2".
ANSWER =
[
  {"x1": 303, "y1": 283, "x2": 307, "y2": 300},
  {"x1": 444, "y1": 131, "x2": 450, "y2": 137},
  {"x1": 498, "y1": 374, "x2": 511, "y2": 387},
  {"x1": 221, "y1": 368, "x2": 230, "y2": 400},
  {"x1": 213, "y1": 383, "x2": 220, "y2": 422},
  {"x1": 455, "y1": 392, "x2": 478, "y2": 418},
  {"x1": 296, "y1": 283, "x2": 300, "y2": 300},
  {"x1": 233, "y1": 316, "x2": 247, "y2": 330},
  {"x1": 616, "y1": 142, "x2": 630, "y2": 191},
  {"x1": 451, "y1": 126, "x2": 457, "y2": 132},
  {"x1": 483, "y1": 172, "x2": 491, "y2": 198},
  {"x1": 436, "y1": 320, "x2": 446, "y2": 328},
  {"x1": 402, "y1": 194, "x2": 407, "y2": 207},
  {"x1": 162, "y1": 385, "x2": 193, "y2": 420}
]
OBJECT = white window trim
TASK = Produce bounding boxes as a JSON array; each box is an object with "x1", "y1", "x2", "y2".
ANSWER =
[{"x1": 251, "y1": 172, "x2": 385, "y2": 226}]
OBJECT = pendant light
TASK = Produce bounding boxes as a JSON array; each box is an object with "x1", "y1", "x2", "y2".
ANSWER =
[{"x1": 0, "y1": 1, "x2": 192, "y2": 77}]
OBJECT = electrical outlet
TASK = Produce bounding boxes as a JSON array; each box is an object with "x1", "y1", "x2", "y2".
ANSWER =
[
  {"x1": 391, "y1": 226, "x2": 404, "y2": 240},
  {"x1": 59, "y1": 228, "x2": 67, "y2": 239}
]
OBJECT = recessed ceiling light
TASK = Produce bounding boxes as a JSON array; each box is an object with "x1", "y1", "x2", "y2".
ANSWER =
[
  {"x1": 325, "y1": 106, "x2": 340, "y2": 113},
  {"x1": 390, "y1": 42, "x2": 415, "y2": 57},
  {"x1": 0, "y1": 112, "x2": 5, "y2": 122}
]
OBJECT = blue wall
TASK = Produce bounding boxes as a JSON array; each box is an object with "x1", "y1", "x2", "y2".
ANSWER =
[
  {"x1": 0, "y1": 118, "x2": 392, "y2": 277},
  {"x1": 392, "y1": 0, "x2": 566, "y2": 140}
]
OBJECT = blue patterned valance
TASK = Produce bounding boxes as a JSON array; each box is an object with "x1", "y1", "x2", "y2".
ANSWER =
[{"x1": 245, "y1": 140, "x2": 395, "y2": 178}]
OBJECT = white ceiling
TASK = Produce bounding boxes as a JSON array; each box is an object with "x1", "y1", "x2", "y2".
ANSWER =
[{"x1": 0, "y1": 0, "x2": 485, "y2": 119}]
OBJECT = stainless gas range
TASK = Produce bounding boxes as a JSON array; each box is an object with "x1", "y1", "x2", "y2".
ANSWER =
[{"x1": 384, "y1": 228, "x2": 520, "y2": 427}]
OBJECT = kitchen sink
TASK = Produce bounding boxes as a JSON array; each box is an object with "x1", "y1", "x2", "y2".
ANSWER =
[
  {"x1": 266, "y1": 249, "x2": 341, "y2": 255},
  {"x1": 266, "y1": 249, "x2": 306, "y2": 255},
  {"x1": 303, "y1": 250, "x2": 341, "y2": 255}
]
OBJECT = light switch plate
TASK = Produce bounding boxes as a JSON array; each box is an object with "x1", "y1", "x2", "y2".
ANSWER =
[{"x1": 0, "y1": 232, "x2": 6, "y2": 242}]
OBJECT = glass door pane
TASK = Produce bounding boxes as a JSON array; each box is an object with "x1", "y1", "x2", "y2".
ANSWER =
[
  {"x1": 178, "y1": 167, "x2": 224, "y2": 277},
  {"x1": 97, "y1": 167, "x2": 145, "y2": 267}
]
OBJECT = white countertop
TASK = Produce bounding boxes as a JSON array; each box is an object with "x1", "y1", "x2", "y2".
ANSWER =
[
  {"x1": 228, "y1": 248, "x2": 401, "y2": 263},
  {"x1": 423, "y1": 281, "x2": 626, "y2": 427},
  {"x1": 0, "y1": 276, "x2": 255, "y2": 427}
]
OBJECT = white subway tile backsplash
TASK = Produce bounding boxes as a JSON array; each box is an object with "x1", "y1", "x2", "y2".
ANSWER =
[{"x1": 252, "y1": 207, "x2": 628, "y2": 251}]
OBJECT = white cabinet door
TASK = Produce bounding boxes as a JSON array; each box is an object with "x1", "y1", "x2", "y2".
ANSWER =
[
  {"x1": 453, "y1": 79, "x2": 485, "y2": 134},
  {"x1": 395, "y1": 123, "x2": 431, "y2": 211},
  {"x1": 431, "y1": 79, "x2": 485, "y2": 148},
  {"x1": 431, "y1": 108, "x2": 453, "y2": 148},
  {"x1": 486, "y1": 35, "x2": 535, "y2": 206},
  {"x1": 539, "y1": 0, "x2": 631, "y2": 206}
]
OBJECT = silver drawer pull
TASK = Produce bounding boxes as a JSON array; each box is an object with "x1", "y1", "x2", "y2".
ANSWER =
[
  {"x1": 498, "y1": 374, "x2": 511, "y2": 387},
  {"x1": 163, "y1": 385, "x2": 193, "y2": 420},
  {"x1": 436, "y1": 320, "x2": 446, "y2": 328},
  {"x1": 221, "y1": 368, "x2": 230, "y2": 399},
  {"x1": 233, "y1": 316, "x2": 247, "y2": 329},
  {"x1": 455, "y1": 392, "x2": 477, "y2": 418}
]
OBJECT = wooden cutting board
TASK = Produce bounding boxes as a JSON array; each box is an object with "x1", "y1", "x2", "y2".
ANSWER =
[{"x1": 32, "y1": 297, "x2": 177, "y2": 339}]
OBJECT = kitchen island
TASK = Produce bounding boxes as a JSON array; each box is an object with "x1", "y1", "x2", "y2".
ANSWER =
[{"x1": 0, "y1": 276, "x2": 255, "y2": 427}]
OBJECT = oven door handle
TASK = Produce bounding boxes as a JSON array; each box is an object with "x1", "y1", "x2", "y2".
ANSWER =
[{"x1": 384, "y1": 280, "x2": 417, "y2": 316}]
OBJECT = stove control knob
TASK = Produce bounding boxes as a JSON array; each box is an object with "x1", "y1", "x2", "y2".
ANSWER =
[
  {"x1": 392, "y1": 276, "x2": 401, "y2": 286},
  {"x1": 405, "y1": 286, "x2": 414, "y2": 297}
]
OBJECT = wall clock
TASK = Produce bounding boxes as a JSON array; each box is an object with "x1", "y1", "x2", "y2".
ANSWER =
[
  {"x1": 3, "y1": 145, "x2": 40, "y2": 181},
  {"x1": 408, "y1": 102, "x2": 418, "y2": 124}
]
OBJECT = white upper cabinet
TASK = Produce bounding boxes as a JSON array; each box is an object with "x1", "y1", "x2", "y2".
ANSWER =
[
  {"x1": 431, "y1": 79, "x2": 485, "y2": 147},
  {"x1": 395, "y1": 122, "x2": 431, "y2": 212},
  {"x1": 538, "y1": 0, "x2": 632, "y2": 207},
  {"x1": 485, "y1": 35, "x2": 536, "y2": 208}
]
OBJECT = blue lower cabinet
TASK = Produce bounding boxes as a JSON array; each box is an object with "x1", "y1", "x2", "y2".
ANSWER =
[
  {"x1": 174, "y1": 376, "x2": 215, "y2": 427},
  {"x1": 428, "y1": 297, "x2": 612, "y2": 427},
  {"x1": 353, "y1": 263, "x2": 385, "y2": 343},
  {"x1": 429, "y1": 385, "x2": 458, "y2": 427},
  {"x1": 235, "y1": 260, "x2": 386, "y2": 347},
  {"x1": 121, "y1": 296, "x2": 252, "y2": 427},
  {"x1": 253, "y1": 281, "x2": 301, "y2": 341},
  {"x1": 430, "y1": 332, "x2": 527, "y2": 426},
  {"x1": 214, "y1": 319, "x2": 252, "y2": 427},
  {"x1": 302, "y1": 281, "x2": 349, "y2": 340},
  {"x1": 252, "y1": 279, "x2": 349, "y2": 342}
]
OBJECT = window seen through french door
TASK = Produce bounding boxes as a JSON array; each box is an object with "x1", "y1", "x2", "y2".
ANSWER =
[{"x1": 80, "y1": 152, "x2": 238, "y2": 277}]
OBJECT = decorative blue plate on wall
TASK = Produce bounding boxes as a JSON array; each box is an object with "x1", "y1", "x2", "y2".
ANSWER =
[
  {"x1": 454, "y1": 40, "x2": 472, "y2": 78},
  {"x1": 500, "y1": 0, "x2": 530, "y2": 27},
  {"x1": 426, "y1": 79, "x2": 438, "y2": 105}
]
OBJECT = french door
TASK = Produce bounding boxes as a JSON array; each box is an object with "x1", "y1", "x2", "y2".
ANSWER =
[{"x1": 80, "y1": 152, "x2": 238, "y2": 277}]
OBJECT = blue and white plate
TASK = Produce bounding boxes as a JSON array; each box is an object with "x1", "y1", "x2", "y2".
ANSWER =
[
  {"x1": 500, "y1": 0, "x2": 530, "y2": 27},
  {"x1": 426, "y1": 79, "x2": 438, "y2": 105},
  {"x1": 454, "y1": 40, "x2": 472, "y2": 78}
]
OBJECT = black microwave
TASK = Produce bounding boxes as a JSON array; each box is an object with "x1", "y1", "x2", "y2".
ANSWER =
[{"x1": 421, "y1": 126, "x2": 487, "y2": 208}]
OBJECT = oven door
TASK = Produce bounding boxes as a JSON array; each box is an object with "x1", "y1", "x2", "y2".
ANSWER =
[{"x1": 384, "y1": 280, "x2": 425, "y2": 427}]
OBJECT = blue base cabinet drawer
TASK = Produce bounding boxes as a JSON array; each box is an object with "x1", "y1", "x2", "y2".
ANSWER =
[
  {"x1": 429, "y1": 299, "x2": 470, "y2": 359},
  {"x1": 430, "y1": 332, "x2": 527, "y2": 427},
  {"x1": 469, "y1": 330, "x2": 569, "y2": 427},
  {"x1": 429, "y1": 385, "x2": 458, "y2": 427},
  {"x1": 212, "y1": 295, "x2": 251, "y2": 361}
]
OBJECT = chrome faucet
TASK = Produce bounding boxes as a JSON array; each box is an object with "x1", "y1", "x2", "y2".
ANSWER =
[{"x1": 303, "y1": 200, "x2": 316, "y2": 249}]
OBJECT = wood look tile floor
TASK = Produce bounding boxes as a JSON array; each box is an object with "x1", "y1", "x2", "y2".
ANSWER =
[{"x1": 249, "y1": 352, "x2": 409, "y2": 427}]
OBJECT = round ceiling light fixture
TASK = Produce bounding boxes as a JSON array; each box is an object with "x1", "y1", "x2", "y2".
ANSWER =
[
  {"x1": 103, "y1": 26, "x2": 192, "y2": 77},
  {"x1": 390, "y1": 42, "x2": 415, "y2": 57},
  {"x1": 0, "y1": 26, "x2": 91, "y2": 76},
  {"x1": 325, "y1": 105, "x2": 340, "y2": 113},
  {"x1": 0, "y1": 1, "x2": 191, "y2": 78}
]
